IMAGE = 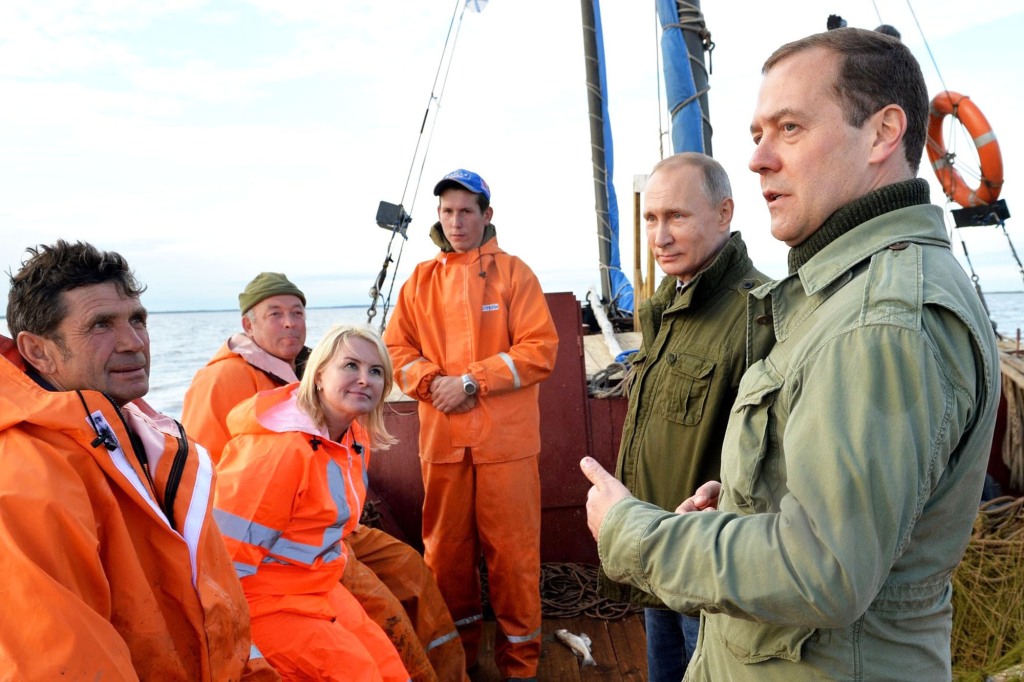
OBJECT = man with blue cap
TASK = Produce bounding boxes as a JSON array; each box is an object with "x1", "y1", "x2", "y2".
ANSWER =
[{"x1": 384, "y1": 169, "x2": 559, "y2": 681}]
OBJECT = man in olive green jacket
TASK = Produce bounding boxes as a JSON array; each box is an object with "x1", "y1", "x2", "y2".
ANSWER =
[
  {"x1": 598, "y1": 153, "x2": 764, "y2": 682},
  {"x1": 582, "y1": 28, "x2": 999, "y2": 681}
]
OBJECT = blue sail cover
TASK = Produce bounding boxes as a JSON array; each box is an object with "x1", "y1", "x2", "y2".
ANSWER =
[
  {"x1": 592, "y1": 0, "x2": 634, "y2": 314},
  {"x1": 656, "y1": 0, "x2": 705, "y2": 154}
]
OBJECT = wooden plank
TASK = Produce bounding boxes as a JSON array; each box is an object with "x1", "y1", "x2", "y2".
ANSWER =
[
  {"x1": 575, "y1": 619, "x2": 624, "y2": 682},
  {"x1": 466, "y1": 615, "x2": 648, "y2": 682},
  {"x1": 540, "y1": 619, "x2": 584, "y2": 681},
  {"x1": 470, "y1": 621, "x2": 500, "y2": 682},
  {"x1": 606, "y1": 614, "x2": 647, "y2": 682}
]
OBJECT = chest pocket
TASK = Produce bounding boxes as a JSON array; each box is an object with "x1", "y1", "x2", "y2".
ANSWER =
[
  {"x1": 659, "y1": 352, "x2": 715, "y2": 426},
  {"x1": 720, "y1": 359, "x2": 784, "y2": 514}
]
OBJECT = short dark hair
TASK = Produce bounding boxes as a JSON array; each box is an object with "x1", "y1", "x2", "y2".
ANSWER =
[
  {"x1": 7, "y1": 240, "x2": 146, "y2": 339},
  {"x1": 764, "y1": 27, "x2": 928, "y2": 173}
]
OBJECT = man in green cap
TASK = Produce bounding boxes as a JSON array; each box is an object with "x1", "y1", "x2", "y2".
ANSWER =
[{"x1": 182, "y1": 271, "x2": 309, "y2": 461}]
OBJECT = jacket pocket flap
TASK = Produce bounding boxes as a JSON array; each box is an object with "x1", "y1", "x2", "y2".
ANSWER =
[
  {"x1": 732, "y1": 360, "x2": 783, "y2": 410},
  {"x1": 670, "y1": 352, "x2": 714, "y2": 379},
  {"x1": 708, "y1": 613, "x2": 815, "y2": 664}
]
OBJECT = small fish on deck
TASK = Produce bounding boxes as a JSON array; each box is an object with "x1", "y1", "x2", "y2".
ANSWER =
[{"x1": 554, "y1": 628, "x2": 596, "y2": 668}]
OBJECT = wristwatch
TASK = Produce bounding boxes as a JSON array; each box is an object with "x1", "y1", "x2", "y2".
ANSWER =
[{"x1": 461, "y1": 374, "x2": 478, "y2": 396}]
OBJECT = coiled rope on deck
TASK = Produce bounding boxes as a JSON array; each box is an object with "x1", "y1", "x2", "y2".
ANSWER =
[
  {"x1": 588, "y1": 362, "x2": 631, "y2": 399},
  {"x1": 541, "y1": 563, "x2": 641, "y2": 620}
]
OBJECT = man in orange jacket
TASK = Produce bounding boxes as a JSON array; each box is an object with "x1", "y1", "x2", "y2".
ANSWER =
[
  {"x1": 0, "y1": 240, "x2": 278, "y2": 681},
  {"x1": 182, "y1": 271, "x2": 311, "y2": 463},
  {"x1": 183, "y1": 273, "x2": 465, "y2": 682},
  {"x1": 384, "y1": 169, "x2": 559, "y2": 681}
]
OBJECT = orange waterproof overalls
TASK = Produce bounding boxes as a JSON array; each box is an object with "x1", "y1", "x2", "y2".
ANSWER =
[
  {"x1": 384, "y1": 231, "x2": 558, "y2": 678},
  {"x1": 0, "y1": 337, "x2": 277, "y2": 681},
  {"x1": 186, "y1": 338, "x2": 463, "y2": 680},
  {"x1": 215, "y1": 385, "x2": 410, "y2": 682}
]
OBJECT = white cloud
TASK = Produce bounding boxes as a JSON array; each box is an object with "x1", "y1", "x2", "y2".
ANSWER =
[{"x1": 2, "y1": 0, "x2": 1023, "y2": 313}]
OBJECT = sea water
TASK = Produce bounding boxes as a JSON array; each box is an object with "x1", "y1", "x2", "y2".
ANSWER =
[
  {"x1": 147, "y1": 305, "x2": 371, "y2": 419},
  {"x1": 6, "y1": 293, "x2": 1024, "y2": 419},
  {"x1": 144, "y1": 292, "x2": 1024, "y2": 419}
]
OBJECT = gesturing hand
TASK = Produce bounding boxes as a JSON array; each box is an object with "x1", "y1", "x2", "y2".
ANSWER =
[{"x1": 580, "y1": 456, "x2": 633, "y2": 541}]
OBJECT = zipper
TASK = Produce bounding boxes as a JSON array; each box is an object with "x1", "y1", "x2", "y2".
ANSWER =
[
  {"x1": 108, "y1": 399, "x2": 158, "y2": 497},
  {"x1": 106, "y1": 397, "x2": 186, "y2": 532},
  {"x1": 161, "y1": 422, "x2": 190, "y2": 532}
]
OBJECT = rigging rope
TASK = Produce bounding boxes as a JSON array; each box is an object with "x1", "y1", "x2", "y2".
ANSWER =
[
  {"x1": 366, "y1": 0, "x2": 470, "y2": 332},
  {"x1": 897, "y1": 0, "x2": 1022, "y2": 312}
]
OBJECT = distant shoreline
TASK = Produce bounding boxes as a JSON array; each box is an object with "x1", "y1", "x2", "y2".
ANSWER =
[
  {"x1": 2, "y1": 296, "x2": 1024, "y2": 321},
  {"x1": 145, "y1": 304, "x2": 368, "y2": 316}
]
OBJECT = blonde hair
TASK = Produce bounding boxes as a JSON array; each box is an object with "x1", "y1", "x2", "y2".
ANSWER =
[{"x1": 297, "y1": 324, "x2": 397, "y2": 450}]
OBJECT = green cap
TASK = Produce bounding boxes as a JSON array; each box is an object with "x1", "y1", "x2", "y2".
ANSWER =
[{"x1": 238, "y1": 272, "x2": 306, "y2": 314}]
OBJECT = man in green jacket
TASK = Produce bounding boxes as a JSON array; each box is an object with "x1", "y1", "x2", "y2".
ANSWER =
[
  {"x1": 598, "y1": 152, "x2": 764, "y2": 682},
  {"x1": 582, "y1": 27, "x2": 999, "y2": 681}
]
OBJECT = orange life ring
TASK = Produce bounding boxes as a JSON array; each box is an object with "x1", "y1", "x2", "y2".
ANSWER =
[{"x1": 926, "y1": 91, "x2": 1003, "y2": 208}]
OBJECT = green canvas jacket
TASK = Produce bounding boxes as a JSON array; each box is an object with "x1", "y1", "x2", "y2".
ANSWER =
[
  {"x1": 599, "y1": 203, "x2": 1000, "y2": 680},
  {"x1": 601, "y1": 232, "x2": 764, "y2": 607}
]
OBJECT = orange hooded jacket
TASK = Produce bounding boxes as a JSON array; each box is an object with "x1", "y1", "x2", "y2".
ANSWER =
[
  {"x1": 0, "y1": 336, "x2": 277, "y2": 681},
  {"x1": 182, "y1": 333, "x2": 305, "y2": 463},
  {"x1": 215, "y1": 384, "x2": 409, "y2": 682},
  {"x1": 383, "y1": 234, "x2": 558, "y2": 463}
]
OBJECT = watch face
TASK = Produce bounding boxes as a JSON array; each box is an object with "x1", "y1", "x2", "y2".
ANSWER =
[{"x1": 463, "y1": 377, "x2": 477, "y2": 395}]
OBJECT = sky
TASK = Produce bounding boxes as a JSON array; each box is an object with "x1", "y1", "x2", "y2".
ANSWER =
[{"x1": 2, "y1": 0, "x2": 1023, "y2": 315}]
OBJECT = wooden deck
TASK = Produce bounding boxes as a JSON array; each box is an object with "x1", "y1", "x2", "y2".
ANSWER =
[{"x1": 469, "y1": 614, "x2": 647, "y2": 682}]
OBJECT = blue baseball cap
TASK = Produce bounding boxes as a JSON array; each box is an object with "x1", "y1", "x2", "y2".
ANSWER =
[{"x1": 433, "y1": 169, "x2": 491, "y2": 201}]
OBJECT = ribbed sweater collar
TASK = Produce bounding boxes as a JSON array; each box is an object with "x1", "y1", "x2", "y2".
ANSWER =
[{"x1": 788, "y1": 178, "x2": 930, "y2": 274}]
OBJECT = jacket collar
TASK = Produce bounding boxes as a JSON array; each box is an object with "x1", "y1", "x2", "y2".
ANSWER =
[
  {"x1": 793, "y1": 203, "x2": 949, "y2": 297},
  {"x1": 787, "y1": 178, "x2": 930, "y2": 273},
  {"x1": 429, "y1": 221, "x2": 498, "y2": 253},
  {"x1": 651, "y1": 232, "x2": 753, "y2": 314},
  {"x1": 225, "y1": 332, "x2": 307, "y2": 383}
]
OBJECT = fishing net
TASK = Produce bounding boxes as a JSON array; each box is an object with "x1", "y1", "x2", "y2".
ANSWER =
[{"x1": 952, "y1": 496, "x2": 1024, "y2": 681}]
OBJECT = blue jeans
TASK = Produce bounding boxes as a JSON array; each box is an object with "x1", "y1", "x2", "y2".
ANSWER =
[{"x1": 644, "y1": 608, "x2": 700, "y2": 682}]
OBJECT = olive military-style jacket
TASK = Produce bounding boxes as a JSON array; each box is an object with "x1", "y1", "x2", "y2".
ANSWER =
[
  {"x1": 602, "y1": 232, "x2": 764, "y2": 607},
  {"x1": 600, "y1": 203, "x2": 999, "y2": 680}
]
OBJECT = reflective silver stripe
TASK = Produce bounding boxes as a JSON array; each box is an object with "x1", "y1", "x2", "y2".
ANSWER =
[
  {"x1": 249, "y1": 643, "x2": 265, "y2": 660},
  {"x1": 271, "y1": 535, "x2": 343, "y2": 565},
  {"x1": 358, "y1": 446, "x2": 370, "y2": 489},
  {"x1": 214, "y1": 455, "x2": 351, "y2": 567},
  {"x1": 975, "y1": 130, "x2": 997, "y2": 147},
  {"x1": 233, "y1": 560, "x2": 258, "y2": 580},
  {"x1": 503, "y1": 625, "x2": 542, "y2": 644},
  {"x1": 399, "y1": 358, "x2": 428, "y2": 391},
  {"x1": 182, "y1": 445, "x2": 214, "y2": 587},
  {"x1": 425, "y1": 629, "x2": 460, "y2": 651},
  {"x1": 931, "y1": 156, "x2": 950, "y2": 170},
  {"x1": 454, "y1": 613, "x2": 483, "y2": 628},
  {"x1": 214, "y1": 508, "x2": 282, "y2": 549},
  {"x1": 498, "y1": 352, "x2": 520, "y2": 388}
]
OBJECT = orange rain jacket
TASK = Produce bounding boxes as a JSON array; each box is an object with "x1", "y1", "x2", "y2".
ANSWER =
[
  {"x1": 187, "y1": 334, "x2": 456, "y2": 681},
  {"x1": 0, "y1": 336, "x2": 277, "y2": 681},
  {"x1": 215, "y1": 384, "x2": 409, "y2": 681},
  {"x1": 383, "y1": 232, "x2": 559, "y2": 463},
  {"x1": 182, "y1": 333, "x2": 306, "y2": 463},
  {"x1": 383, "y1": 229, "x2": 557, "y2": 677}
]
